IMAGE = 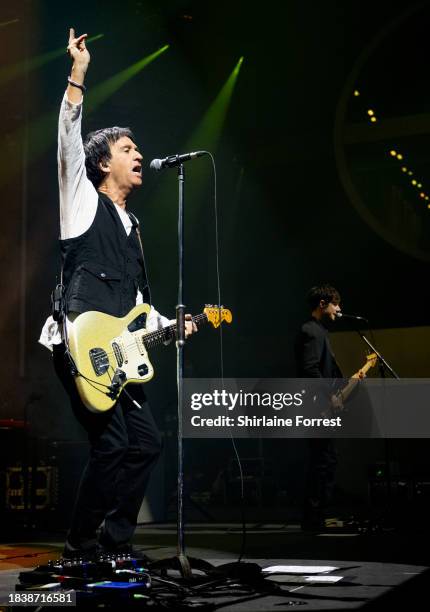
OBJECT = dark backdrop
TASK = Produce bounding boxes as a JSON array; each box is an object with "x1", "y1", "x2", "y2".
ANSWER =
[{"x1": 1, "y1": 0, "x2": 429, "y2": 519}]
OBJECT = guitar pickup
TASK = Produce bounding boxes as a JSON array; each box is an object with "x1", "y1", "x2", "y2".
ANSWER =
[{"x1": 112, "y1": 342, "x2": 124, "y2": 368}]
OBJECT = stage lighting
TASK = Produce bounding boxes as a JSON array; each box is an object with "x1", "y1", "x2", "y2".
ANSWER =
[{"x1": 86, "y1": 45, "x2": 169, "y2": 114}]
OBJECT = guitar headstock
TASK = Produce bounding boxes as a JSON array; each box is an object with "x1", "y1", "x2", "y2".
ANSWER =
[
  {"x1": 203, "y1": 305, "x2": 233, "y2": 329},
  {"x1": 366, "y1": 352, "x2": 378, "y2": 369}
]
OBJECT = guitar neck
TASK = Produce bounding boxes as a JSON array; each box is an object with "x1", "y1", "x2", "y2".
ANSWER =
[
  {"x1": 338, "y1": 360, "x2": 374, "y2": 402},
  {"x1": 142, "y1": 313, "x2": 208, "y2": 349}
]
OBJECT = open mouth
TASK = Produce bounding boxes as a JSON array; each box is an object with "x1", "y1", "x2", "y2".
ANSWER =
[{"x1": 132, "y1": 163, "x2": 142, "y2": 176}]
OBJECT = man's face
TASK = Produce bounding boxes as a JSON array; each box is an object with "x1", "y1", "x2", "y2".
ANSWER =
[
  {"x1": 102, "y1": 136, "x2": 143, "y2": 191},
  {"x1": 321, "y1": 299, "x2": 341, "y2": 322}
]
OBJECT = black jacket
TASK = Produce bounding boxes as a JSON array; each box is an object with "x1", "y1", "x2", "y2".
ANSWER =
[{"x1": 295, "y1": 317, "x2": 343, "y2": 379}]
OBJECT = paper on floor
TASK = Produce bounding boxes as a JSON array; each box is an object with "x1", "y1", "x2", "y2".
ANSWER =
[{"x1": 262, "y1": 565, "x2": 339, "y2": 574}]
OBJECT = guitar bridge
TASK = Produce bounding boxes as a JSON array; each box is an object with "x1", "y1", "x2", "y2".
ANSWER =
[{"x1": 89, "y1": 348, "x2": 109, "y2": 376}]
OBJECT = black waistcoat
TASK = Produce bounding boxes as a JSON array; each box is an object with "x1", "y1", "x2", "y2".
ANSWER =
[{"x1": 60, "y1": 193, "x2": 150, "y2": 317}]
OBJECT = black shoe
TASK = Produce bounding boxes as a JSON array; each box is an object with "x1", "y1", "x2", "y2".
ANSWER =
[
  {"x1": 61, "y1": 545, "x2": 100, "y2": 562},
  {"x1": 324, "y1": 516, "x2": 361, "y2": 533},
  {"x1": 100, "y1": 544, "x2": 152, "y2": 563}
]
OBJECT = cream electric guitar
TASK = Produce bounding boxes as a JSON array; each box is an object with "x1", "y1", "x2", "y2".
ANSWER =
[{"x1": 68, "y1": 304, "x2": 232, "y2": 413}]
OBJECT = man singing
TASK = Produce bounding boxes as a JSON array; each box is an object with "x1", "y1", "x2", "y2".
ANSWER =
[
  {"x1": 39, "y1": 29, "x2": 196, "y2": 559},
  {"x1": 295, "y1": 284, "x2": 343, "y2": 531}
]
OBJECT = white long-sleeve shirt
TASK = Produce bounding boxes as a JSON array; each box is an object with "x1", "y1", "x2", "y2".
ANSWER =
[{"x1": 39, "y1": 93, "x2": 169, "y2": 350}]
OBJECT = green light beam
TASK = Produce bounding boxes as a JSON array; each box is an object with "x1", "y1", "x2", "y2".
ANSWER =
[
  {"x1": 144, "y1": 56, "x2": 244, "y2": 279},
  {"x1": 86, "y1": 44, "x2": 170, "y2": 114},
  {"x1": 149, "y1": 55, "x2": 244, "y2": 210},
  {"x1": 186, "y1": 56, "x2": 244, "y2": 154},
  {"x1": 177, "y1": 56, "x2": 244, "y2": 212},
  {"x1": 178, "y1": 54, "x2": 244, "y2": 213},
  {"x1": 0, "y1": 19, "x2": 19, "y2": 28},
  {"x1": 0, "y1": 34, "x2": 104, "y2": 86},
  {"x1": 0, "y1": 44, "x2": 170, "y2": 189}
]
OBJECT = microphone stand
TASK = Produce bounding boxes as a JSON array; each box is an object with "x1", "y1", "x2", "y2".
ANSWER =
[
  {"x1": 353, "y1": 326, "x2": 399, "y2": 533},
  {"x1": 175, "y1": 161, "x2": 188, "y2": 576},
  {"x1": 355, "y1": 330, "x2": 399, "y2": 380},
  {"x1": 150, "y1": 161, "x2": 214, "y2": 580},
  {"x1": 150, "y1": 158, "x2": 262, "y2": 587}
]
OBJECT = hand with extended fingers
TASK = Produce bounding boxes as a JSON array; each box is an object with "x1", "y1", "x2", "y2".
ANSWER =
[
  {"x1": 66, "y1": 28, "x2": 90, "y2": 102},
  {"x1": 67, "y1": 27, "x2": 90, "y2": 71}
]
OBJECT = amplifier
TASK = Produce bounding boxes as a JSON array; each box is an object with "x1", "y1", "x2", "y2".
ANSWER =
[{"x1": 5, "y1": 465, "x2": 57, "y2": 511}]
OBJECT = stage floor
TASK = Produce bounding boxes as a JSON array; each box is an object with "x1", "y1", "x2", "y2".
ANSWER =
[{"x1": 1, "y1": 523, "x2": 429, "y2": 610}]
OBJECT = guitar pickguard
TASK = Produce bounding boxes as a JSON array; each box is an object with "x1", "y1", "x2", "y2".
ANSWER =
[
  {"x1": 127, "y1": 312, "x2": 147, "y2": 333},
  {"x1": 110, "y1": 329, "x2": 153, "y2": 382},
  {"x1": 69, "y1": 302, "x2": 232, "y2": 413}
]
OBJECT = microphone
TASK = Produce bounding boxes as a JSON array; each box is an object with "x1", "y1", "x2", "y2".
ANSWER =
[
  {"x1": 150, "y1": 151, "x2": 206, "y2": 171},
  {"x1": 336, "y1": 312, "x2": 368, "y2": 321}
]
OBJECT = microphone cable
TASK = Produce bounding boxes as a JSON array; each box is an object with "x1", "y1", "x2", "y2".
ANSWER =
[{"x1": 204, "y1": 151, "x2": 247, "y2": 563}]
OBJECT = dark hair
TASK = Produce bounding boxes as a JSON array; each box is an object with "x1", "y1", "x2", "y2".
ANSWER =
[
  {"x1": 307, "y1": 284, "x2": 341, "y2": 310},
  {"x1": 83, "y1": 126, "x2": 135, "y2": 188}
]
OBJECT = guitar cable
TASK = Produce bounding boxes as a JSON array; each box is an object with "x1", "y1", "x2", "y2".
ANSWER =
[
  {"x1": 65, "y1": 324, "x2": 142, "y2": 405},
  {"x1": 206, "y1": 151, "x2": 247, "y2": 564},
  {"x1": 60, "y1": 313, "x2": 179, "y2": 404},
  {"x1": 60, "y1": 298, "x2": 143, "y2": 403},
  {"x1": 107, "y1": 365, "x2": 144, "y2": 410},
  {"x1": 61, "y1": 309, "x2": 122, "y2": 398}
]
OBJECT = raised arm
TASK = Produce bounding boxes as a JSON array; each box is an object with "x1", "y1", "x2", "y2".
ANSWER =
[
  {"x1": 66, "y1": 28, "x2": 90, "y2": 103},
  {"x1": 59, "y1": 28, "x2": 98, "y2": 240}
]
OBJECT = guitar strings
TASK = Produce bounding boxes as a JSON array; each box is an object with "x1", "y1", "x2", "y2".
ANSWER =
[
  {"x1": 88, "y1": 308, "x2": 227, "y2": 364},
  {"x1": 91, "y1": 312, "x2": 212, "y2": 361},
  {"x1": 75, "y1": 311, "x2": 226, "y2": 404}
]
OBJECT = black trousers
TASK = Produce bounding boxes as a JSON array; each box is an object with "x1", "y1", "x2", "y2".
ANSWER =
[
  {"x1": 303, "y1": 438, "x2": 338, "y2": 526},
  {"x1": 53, "y1": 343, "x2": 162, "y2": 552}
]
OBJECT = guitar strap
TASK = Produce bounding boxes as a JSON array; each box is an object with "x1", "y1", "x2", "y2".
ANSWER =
[
  {"x1": 51, "y1": 264, "x2": 78, "y2": 375},
  {"x1": 127, "y1": 211, "x2": 152, "y2": 306},
  {"x1": 51, "y1": 265, "x2": 65, "y2": 323}
]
